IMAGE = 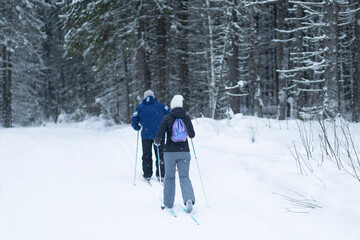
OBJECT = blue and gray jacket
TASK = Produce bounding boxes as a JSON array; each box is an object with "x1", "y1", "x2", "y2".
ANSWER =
[{"x1": 131, "y1": 96, "x2": 170, "y2": 139}]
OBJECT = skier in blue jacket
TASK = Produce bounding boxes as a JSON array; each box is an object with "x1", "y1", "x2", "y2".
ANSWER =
[{"x1": 131, "y1": 90, "x2": 170, "y2": 181}]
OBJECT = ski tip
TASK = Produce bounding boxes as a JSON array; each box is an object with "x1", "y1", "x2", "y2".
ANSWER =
[{"x1": 143, "y1": 178, "x2": 152, "y2": 186}]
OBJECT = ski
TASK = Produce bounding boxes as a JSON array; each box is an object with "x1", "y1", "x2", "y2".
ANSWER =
[
  {"x1": 144, "y1": 178, "x2": 152, "y2": 187},
  {"x1": 156, "y1": 177, "x2": 164, "y2": 186},
  {"x1": 179, "y1": 205, "x2": 200, "y2": 225},
  {"x1": 159, "y1": 198, "x2": 177, "y2": 217},
  {"x1": 161, "y1": 205, "x2": 177, "y2": 217}
]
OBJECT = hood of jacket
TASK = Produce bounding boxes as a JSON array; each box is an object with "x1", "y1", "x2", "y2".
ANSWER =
[
  {"x1": 142, "y1": 96, "x2": 156, "y2": 105},
  {"x1": 170, "y1": 107, "x2": 186, "y2": 119}
]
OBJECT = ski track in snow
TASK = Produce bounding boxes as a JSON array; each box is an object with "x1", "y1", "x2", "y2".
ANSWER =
[{"x1": 1, "y1": 116, "x2": 360, "y2": 240}]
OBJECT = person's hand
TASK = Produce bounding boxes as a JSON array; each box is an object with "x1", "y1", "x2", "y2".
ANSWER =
[
  {"x1": 134, "y1": 125, "x2": 141, "y2": 131},
  {"x1": 154, "y1": 141, "x2": 160, "y2": 147}
]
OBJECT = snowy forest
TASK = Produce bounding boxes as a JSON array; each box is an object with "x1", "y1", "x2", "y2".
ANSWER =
[{"x1": 1, "y1": 0, "x2": 360, "y2": 127}]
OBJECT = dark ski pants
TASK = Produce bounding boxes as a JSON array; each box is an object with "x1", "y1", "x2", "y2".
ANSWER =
[
  {"x1": 163, "y1": 152, "x2": 195, "y2": 208},
  {"x1": 141, "y1": 139, "x2": 165, "y2": 179}
]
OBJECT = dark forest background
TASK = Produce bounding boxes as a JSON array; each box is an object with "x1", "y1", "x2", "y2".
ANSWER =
[{"x1": 1, "y1": 0, "x2": 360, "y2": 127}]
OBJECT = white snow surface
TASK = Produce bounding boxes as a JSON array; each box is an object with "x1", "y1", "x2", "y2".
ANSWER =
[{"x1": 1, "y1": 115, "x2": 360, "y2": 240}]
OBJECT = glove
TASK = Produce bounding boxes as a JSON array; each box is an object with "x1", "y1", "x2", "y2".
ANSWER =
[
  {"x1": 154, "y1": 141, "x2": 161, "y2": 147},
  {"x1": 134, "y1": 125, "x2": 141, "y2": 131}
]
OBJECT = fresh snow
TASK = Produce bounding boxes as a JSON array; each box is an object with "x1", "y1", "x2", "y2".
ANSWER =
[{"x1": 1, "y1": 115, "x2": 360, "y2": 240}]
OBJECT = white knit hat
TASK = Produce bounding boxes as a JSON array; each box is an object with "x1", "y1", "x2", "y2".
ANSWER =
[
  {"x1": 171, "y1": 95, "x2": 184, "y2": 109},
  {"x1": 144, "y1": 90, "x2": 154, "y2": 99}
]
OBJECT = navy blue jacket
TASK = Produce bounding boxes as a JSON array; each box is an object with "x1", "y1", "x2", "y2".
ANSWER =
[{"x1": 131, "y1": 96, "x2": 170, "y2": 139}]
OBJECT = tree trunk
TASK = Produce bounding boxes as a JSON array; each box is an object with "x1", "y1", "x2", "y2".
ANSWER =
[
  {"x1": 136, "y1": 1, "x2": 151, "y2": 97},
  {"x1": 54, "y1": 64, "x2": 63, "y2": 123},
  {"x1": 2, "y1": 45, "x2": 12, "y2": 128},
  {"x1": 228, "y1": 0, "x2": 240, "y2": 114},
  {"x1": 295, "y1": 4, "x2": 305, "y2": 120},
  {"x1": 177, "y1": 0, "x2": 190, "y2": 111},
  {"x1": 276, "y1": 0, "x2": 287, "y2": 120},
  {"x1": 249, "y1": 5, "x2": 263, "y2": 118},
  {"x1": 114, "y1": 76, "x2": 121, "y2": 124},
  {"x1": 156, "y1": 15, "x2": 168, "y2": 104},
  {"x1": 323, "y1": 1, "x2": 339, "y2": 118},
  {"x1": 353, "y1": 1, "x2": 360, "y2": 122},
  {"x1": 204, "y1": 0, "x2": 217, "y2": 118},
  {"x1": 123, "y1": 50, "x2": 131, "y2": 123}
]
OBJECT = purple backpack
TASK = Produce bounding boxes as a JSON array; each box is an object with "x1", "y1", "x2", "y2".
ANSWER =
[{"x1": 171, "y1": 118, "x2": 187, "y2": 142}]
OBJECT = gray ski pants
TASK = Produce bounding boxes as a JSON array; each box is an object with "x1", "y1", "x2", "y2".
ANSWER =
[{"x1": 163, "y1": 152, "x2": 195, "y2": 208}]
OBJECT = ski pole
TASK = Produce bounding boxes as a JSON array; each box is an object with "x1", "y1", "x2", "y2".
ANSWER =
[
  {"x1": 156, "y1": 145, "x2": 163, "y2": 183},
  {"x1": 191, "y1": 139, "x2": 210, "y2": 207},
  {"x1": 133, "y1": 131, "x2": 140, "y2": 186}
]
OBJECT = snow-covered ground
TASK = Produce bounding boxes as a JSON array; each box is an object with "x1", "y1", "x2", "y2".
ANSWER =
[{"x1": 1, "y1": 115, "x2": 360, "y2": 240}]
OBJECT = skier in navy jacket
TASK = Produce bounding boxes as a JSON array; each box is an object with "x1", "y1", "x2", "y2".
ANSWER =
[{"x1": 131, "y1": 90, "x2": 170, "y2": 181}]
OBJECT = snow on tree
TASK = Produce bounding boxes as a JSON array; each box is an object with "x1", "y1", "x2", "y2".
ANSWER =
[{"x1": 1, "y1": 0, "x2": 47, "y2": 127}]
